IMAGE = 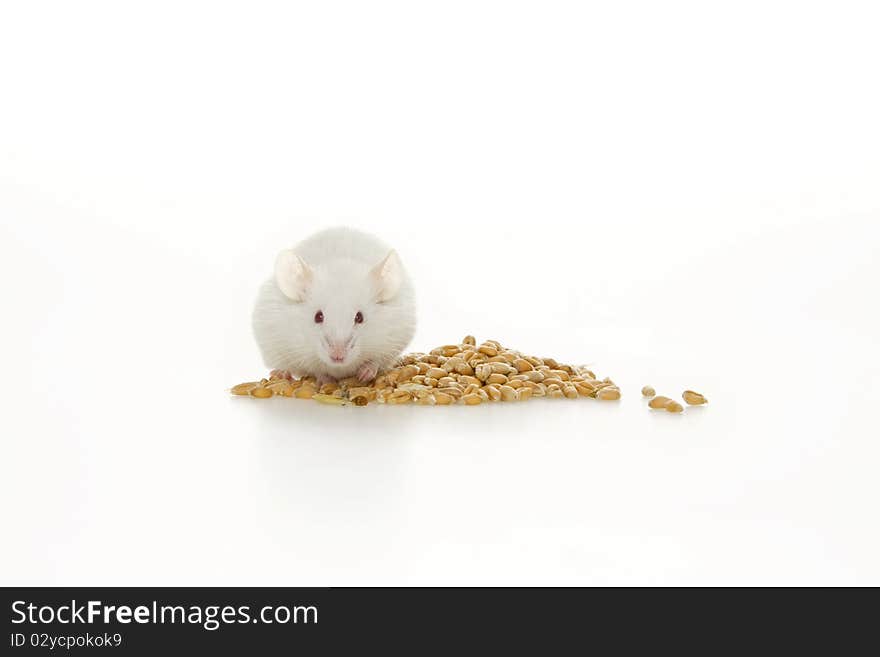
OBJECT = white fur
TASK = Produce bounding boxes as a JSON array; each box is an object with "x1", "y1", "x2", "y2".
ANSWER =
[{"x1": 252, "y1": 227, "x2": 416, "y2": 381}]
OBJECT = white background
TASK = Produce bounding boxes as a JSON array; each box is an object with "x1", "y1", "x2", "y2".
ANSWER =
[{"x1": 1, "y1": 1, "x2": 878, "y2": 585}]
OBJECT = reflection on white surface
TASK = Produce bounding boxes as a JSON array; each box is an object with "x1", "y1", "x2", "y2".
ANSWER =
[{"x1": 3, "y1": 291, "x2": 877, "y2": 585}]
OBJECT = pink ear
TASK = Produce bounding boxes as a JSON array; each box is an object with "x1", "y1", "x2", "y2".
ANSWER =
[
  {"x1": 371, "y1": 250, "x2": 403, "y2": 302},
  {"x1": 274, "y1": 250, "x2": 312, "y2": 301}
]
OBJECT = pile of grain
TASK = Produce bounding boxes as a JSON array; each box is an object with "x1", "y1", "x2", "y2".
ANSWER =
[{"x1": 231, "y1": 335, "x2": 620, "y2": 406}]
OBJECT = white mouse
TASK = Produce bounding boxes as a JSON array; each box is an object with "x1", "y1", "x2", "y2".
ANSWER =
[{"x1": 252, "y1": 227, "x2": 416, "y2": 384}]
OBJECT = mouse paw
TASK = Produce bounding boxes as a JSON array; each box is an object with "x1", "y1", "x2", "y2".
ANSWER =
[
  {"x1": 270, "y1": 369, "x2": 293, "y2": 381},
  {"x1": 357, "y1": 361, "x2": 379, "y2": 383},
  {"x1": 316, "y1": 374, "x2": 337, "y2": 387}
]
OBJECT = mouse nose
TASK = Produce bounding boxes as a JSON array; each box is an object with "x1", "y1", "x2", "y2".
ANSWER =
[{"x1": 327, "y1": 340, "x2": 349, "y2": 363}]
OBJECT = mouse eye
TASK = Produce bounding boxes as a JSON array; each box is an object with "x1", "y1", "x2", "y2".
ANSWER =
[
  {"x1": 314, "y1": 310, "x2": 324, "y2": 323},
  {"x1": 354, "y1": 311, "x2": 364, "y2": 324}
]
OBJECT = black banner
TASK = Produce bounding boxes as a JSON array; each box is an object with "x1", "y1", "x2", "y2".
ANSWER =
[{"x1": 1, "y1": 587, "x2": 874, "y2": 653}]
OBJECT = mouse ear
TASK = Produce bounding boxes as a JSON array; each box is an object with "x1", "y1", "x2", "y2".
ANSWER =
[
  {"x1": 274, "y1": 250, "x2": 312, "y2": 301},
  {"x1": 371, "y1": 249, "x2": 403, "y2": 302}
]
